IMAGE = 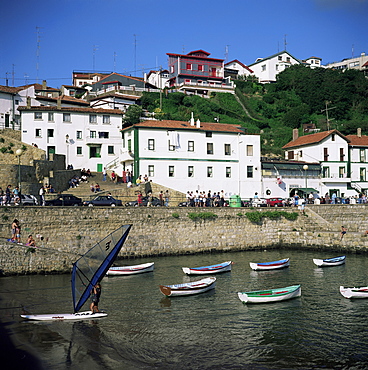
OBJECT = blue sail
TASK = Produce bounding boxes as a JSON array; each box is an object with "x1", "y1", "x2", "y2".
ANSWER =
[{"x1": 71, "y1": 225, "x2": 132, "y2": 313}]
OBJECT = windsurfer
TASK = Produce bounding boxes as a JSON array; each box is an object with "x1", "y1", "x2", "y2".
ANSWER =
[{"x1": 90, "y1": 283, "x2": 102, "y2": 313}]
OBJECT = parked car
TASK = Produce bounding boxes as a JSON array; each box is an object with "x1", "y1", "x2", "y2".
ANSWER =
[
  {"x1": 10, "y1": 194, "x2": 38, "y2": 206},
  {"x1": 83, "y1": 195, "x2": 122, "y2": 207},
  {"x1": 266, "y1": 197, "x2": 284, "y2": 207},
  {"x1": 126, "y1": 196, "x2": 162, "y2": 207},
  {"x1": 45, "y1": 194, "x2": 82, "y2": 206},
  {"x1": 251, "y1": 198, "x2": 267, "y2": 207}
]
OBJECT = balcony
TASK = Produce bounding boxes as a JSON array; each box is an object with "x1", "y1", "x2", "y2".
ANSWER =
[{"x1": 321, "y1": 174, "x2": 351, "y2": 183}]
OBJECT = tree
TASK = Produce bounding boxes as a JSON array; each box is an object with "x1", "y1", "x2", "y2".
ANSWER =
[{"x1": 123, "y1": 105, "x2": 142, "y2": 126}]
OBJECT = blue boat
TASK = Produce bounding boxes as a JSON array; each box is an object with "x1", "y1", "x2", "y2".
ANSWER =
[
  {"x1": 313, "y1": 255, "x2": 346, "y2": 267},
  {"x1": 249, "y1": 258, "x2": 290, "y2": 271},
  {"x1": 182, "y1": 261, "x2": 232, "y2": 275}
]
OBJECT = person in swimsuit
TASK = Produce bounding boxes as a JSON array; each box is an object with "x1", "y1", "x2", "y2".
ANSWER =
[{"x1": 90, "y1": 283, "x2": 102, "y2": 313}]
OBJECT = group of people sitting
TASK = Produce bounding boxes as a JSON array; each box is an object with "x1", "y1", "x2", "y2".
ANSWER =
[{"x1": 90, "y1": 183, "x2": 101, "y2": 193}]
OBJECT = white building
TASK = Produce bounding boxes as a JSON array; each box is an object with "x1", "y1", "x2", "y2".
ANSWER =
[
  {"x1": 18, "y1": 105, "x2": 124, "y2": 172},
  {"x1": 302, "y1": 56, "x2": 323, "y2": 69},
  {"x1": 248, "y1": 51, "x2": 301, "y2": 83},
  {"x1": 120, "y1": 118, "x2": 261, "y2": 198},
  {"x1": 224, "y1": 60, "x2": 254, "y2": 79},
  {"x1": 325, "y1": 52, "x2": 368, "y2": 71},
  {"x1": 282, "y1": 129, "x2": 368, "y2": 197},
  {"x1": 145, "y1": 70, "x2": 170, "y2": 89}
]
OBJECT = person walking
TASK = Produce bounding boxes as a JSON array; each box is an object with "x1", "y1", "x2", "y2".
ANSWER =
[
  {"x1": 5, "y1": 185, "x2": 12, "y2": 205},
  {"x1": 39, "y1": 186, "x2": 45, "y2": 206},
  {"x1": 164, "y1": 190, "x2": 170, "y2": 207},
  {"x1": 102, "y1": 167, "x2": 107, "y2": 181}
]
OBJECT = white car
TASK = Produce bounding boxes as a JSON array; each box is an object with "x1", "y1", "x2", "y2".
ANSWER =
[{"x1": 10, "y1": 194, "x2": 38, "y2": 206}]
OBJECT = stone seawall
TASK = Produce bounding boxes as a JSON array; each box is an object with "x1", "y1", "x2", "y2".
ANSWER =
[{"x1": 1, "y1": 205, "x2": 368, "y2": 275}]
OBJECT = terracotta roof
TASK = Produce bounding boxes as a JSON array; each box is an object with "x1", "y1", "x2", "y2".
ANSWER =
[
  {"x1": 346, "y1": 135, "x2": 368, "y2": 146},
  {"x1": 0, "y1": 85, "x2": 23, "y2": 94},
  {"x1": 282, "y1": 130, "x2": 349, "y2": 149},
  {"x1": 36, "y1": 95, "x2": 89, "y2": 106},
  {"x1": 122, "y1": 120, "x2": 246, "y2": 134},
  {"x1": 225, "y1": 60, "x2": 254, "y2": 73},
  {"x1": 89, "y1": 93, "x2": 140, "y2": 101},
  {"x1": 18, "y1": 106, "x2": 124, "y2": 115}
]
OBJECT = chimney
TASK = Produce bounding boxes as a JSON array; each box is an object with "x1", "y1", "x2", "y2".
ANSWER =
[
  {"x1": 293, "y1": 128, "x2": 299, "y2": 141},
  {"x1": 190, "y1": 112, "x2": 195, "y2": 126},
  {"x1": 57, "y1": 98, "x2": 61, "y2": 110},
  {"x1": 196, "y1": 119, "x2": 201, "y2": 128},
  {"x1": 42, "y1": 80, "x2": 47, "y2": 90},
  {"x1": 26, "y1": 97, "x2": 31, "y2": 108},
  {"x1": 357, "y1": 128, "x2": 362, "y2": 137}
]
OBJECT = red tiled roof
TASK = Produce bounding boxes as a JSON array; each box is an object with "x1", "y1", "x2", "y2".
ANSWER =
[
  {"x1": 123, "y1": 120, "x2": 245, "y2": 134},
  {"x1": 225, "y1": 60, "x2": 254, "y2": 73},
  {"x1": 18, "y1": 106, "x2": 124, "y2": 115},
  {"x1": 0, "y1": 85, "x2": 23, "y2": 94},
  {"x1": 346, "y1": 135, "x2": 368, "y2": 146},
  {"x1": 89, "y1": 94, "x2": 140, "y2": 101},
  {"x1": 36, "y1": 95, "x2": 89, "y2": 105},
  {"x1": 282, "y1": 130, "x2": 349, "y2": 149}
]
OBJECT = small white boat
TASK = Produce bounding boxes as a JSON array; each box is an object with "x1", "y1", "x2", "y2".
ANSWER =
[
  {"x1": 340, "y1": 286, "x2": 368, "y2": 299},
  {"x1": 182, "y1": 261, "x2": 232, "y2": 275},
  {"x1": 313, "y1": 256, "x2": 346, "y2": 267},
  {"x1": 106, "y1": 262, "x2": 154, "y2": 276},
  {"x1": 238, "y1": 284, "x2": 301, "y2": 304},
  {"x1": 249, "y1": 258, "x2": 290, "y2": 271},
  {"x1": 21, "y1": 311, "x2": 108, "y2": 321},
  {"x1": 159, "y1": 277, "x2": 216, "y2": 297}
]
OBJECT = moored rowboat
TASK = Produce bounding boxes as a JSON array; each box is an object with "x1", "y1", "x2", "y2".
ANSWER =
[
  {"x1": 106, "y1": 262, "x2": 154, "y2": 276},
  {"x1": 159, "y1": 277, "x2": 216, "y2": 297},
  {"x1": 182, "y1": 261, "x2": 232, "y2": 275},
  {"x1": 340, "y1": 286, "x2": 368, "y2": 299},
  {"x1": 238, "y1": 284, "x2": 301, "y2": 304},
  {"x1": 249, "y1": 258, "x2": 289, "y2": 271},
  {"x1": 313, "y1": 256, "x2": 346, "y2": 267}
]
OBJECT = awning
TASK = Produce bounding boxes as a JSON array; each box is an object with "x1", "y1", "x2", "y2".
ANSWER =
[{"x1": 292, "y1": 187, "x2": 319, "y2": 193}]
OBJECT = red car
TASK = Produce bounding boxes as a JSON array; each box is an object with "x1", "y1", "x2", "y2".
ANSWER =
[{"x1": 266, "y1": 198, "x2": 284, "y2": 207}]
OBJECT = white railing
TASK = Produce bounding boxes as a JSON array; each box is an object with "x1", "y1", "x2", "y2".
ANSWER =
[
  {"x1": 351, "y1": 182, "x2": 363, "y2": 192},
  {"x1": 94, "y1": 86, "x2": 161, "y2": 96}
]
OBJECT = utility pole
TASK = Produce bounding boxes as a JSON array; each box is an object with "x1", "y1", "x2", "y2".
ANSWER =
[
  {"x1": 133, "y1": 34, "x2": 137, "y2": 75},
  {"x1": 284, "y1": 34, "x2": 287, "y2": 51},
  {"x1": 321, "y1": 101, "x2": 336, "y2": 130},
  {"x1": 36, "y1": 26, "x2": 42, "y2": 83},
  {"x1": 12, "y1": 64, "x2": 15, "y2": 86},
  {"x1": 113, "y1": 52, "x2": 117, "y2": 72}
]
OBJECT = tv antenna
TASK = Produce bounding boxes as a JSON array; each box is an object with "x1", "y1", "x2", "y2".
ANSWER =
[
  {"x1": 284, "y1": 34, "x2": 287, "y2": 51},
  {"x1": 36, "y1": 27, "x2": 42, "y2": 83},
  {"x1": 93, "y1": 45, "x2": 99, "y2": 71},
  {"x1": 321, "y1": 101, "x2": 336, "y2": 130}
]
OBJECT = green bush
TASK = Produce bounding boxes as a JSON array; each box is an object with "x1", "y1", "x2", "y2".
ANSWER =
[
  {"x1": 188, "y1": 212, "x2": 218, "y2": 222},
  {"x1": 0, "y1": 147, "x2": 7, "y2": 153},
  {"x1": 246, "y1": 211, "x2": 298, "y2": 223},
  {"x1": 172, "y1": 213, "x2": 179, "y2": 219}
]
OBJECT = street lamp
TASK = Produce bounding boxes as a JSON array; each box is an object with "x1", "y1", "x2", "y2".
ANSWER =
[
  {"x1": 16, "y1": 148, "x2": 23, "y2": 204},
  {"x1": 65, "y1": 134, "x2": 69, "y2": 169},
  {"x1": 303, "y1": 164, "x2": 309, "y2": 198}
]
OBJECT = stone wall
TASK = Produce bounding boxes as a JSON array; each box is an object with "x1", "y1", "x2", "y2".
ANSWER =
[{"x1": 1, "y1": 205, "x2": 368, "y2": 275}]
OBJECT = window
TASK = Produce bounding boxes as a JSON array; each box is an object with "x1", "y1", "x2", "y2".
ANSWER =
[
  {"x1": 48, "y1": 112, "x2": 54, "y2": 121},
  {"x1": 108, "y1": 145, "x2": 114, "y2": 155},
  {"x1": 188, "y1": 166, "x2": 194, "y2": 177},
  {"x1": 207, "y1": 143, "x2": 214, "y2": 155},
  {"x1": 98, "y1": 132, "x2": 109, "y2": 138},
  {"x1": 90, "y1": 131, "x2": 96, "y2": 138},
  {"x1": 128, "y1": 139, "x2": 132, "y2": 151},
  {"x1": 246, "y1": 145, "x2": 254, "y2": 156},
  {"x1": 77, "y1": 146, "x2": 82, "y2": 155},
  {"x1": 169, "y1": 140, "x2": 175, "y2": 151},
  {"x1": 34, "y1": 112, "x2": 42, "y2": 120},
  {"x1": 278, "y1": 56, "x2": 282, "y2": 61},
  {"x1": 360, "y1": 168, "x2": 366, "y2": 181},
  {"x1": 185, "y1": 79, "x2": 191, "y2": 84},
  {"x1": 206, "y1": 132, "x2": 212, "y2": 138},
  {"x1": 186, "y1": 63, "x2": 192, "y2": 70},
  {"x1": 247, "y1": 166, "x2": 253, "y2": 178},
  {"x1": 15, "y1": 100, "x2": 19, "y2": 105},
  {"x1": 339, "y1": 167, "x2": 345, "y2": 178},
  {"x1": 35, "y1": 128, "x2": 41, "y2": 137},
  {"x1": 89, "y1": 146, "x2": 101, "y2": 158},
  {"x1": 76, "y1": 131, "x2": 82, "y2": 139},
  {"x1": 286, "y1": 57, "x2": 290, "y2": 62},
  {"x1": 89, "y1": 114, "x2": 97, "y2": 124},
  {"x1": 207, "y1": 167, "x2": 213, "y2": 178},
  {"x1": 63, "y1": 113, "x2": 71, "y2": 122},
  {"x1": 169, "y1": 166, "x2": 174, "y2": 177},
  {"x1": 198, "y1": 65, "x2": 203, "y2": 71},
  {"x1": 47, "y1": 129, "x2": 54, "y2": 138},
  {"x1": 148, "y1": 139, "x2": 155, "y2": 151},
  {"x1": 324, "y1": 148, "x2": 329, "y2": 161},
  {"x1": 276, "y1": 64, "x2": 279, "y2": 71},
  {"x1": 340, "y1": 148, "x2": 345, "y2": 162},
  {"x1": 103, "y1": 115, "x2": 110, "y2": 124},
  {"x1": 331, "y1": 134, "x2": 335, "y2": 141},
  {"x1": 224, "y1": 144, "x2": 231, "y2": 156},
  {"x1": 287, "y1": 151, "x2": 294, "y2": 160},
  {"x1": 148, "y1": 165, "x2": 154, "y2": 177},
  {"x1": 170, "y1": 65, "x2": 174, "y2": 73},
  {"x1": 322, "y1": 167, "x2": 330, "y2": 178},
  {"x1": 226, "y1": 167, "x2": 231, "y2": 178},
  {"x1": 360, "y1": 149, "x2": 366, "y2": 163},
  {"x1": 188, "y1": 141, "x2": 194, "y2": 152},
  {"x1": 262, "y1": 65, "x2": 266, "y2": 71}
]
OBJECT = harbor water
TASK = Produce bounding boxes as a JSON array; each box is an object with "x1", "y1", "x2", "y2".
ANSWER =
[{"x1": 1, "y1": 249, "x2": 368, "y2": 369}]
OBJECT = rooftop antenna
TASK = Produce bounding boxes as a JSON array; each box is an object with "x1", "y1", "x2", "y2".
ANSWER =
[
  {"x1": 133, "y1": 34, "x2": 137, "y2": 74},
  {"x1": 321, "y1": 101, "x2": 336, "y2": 130},
  {"x1": 113, "y1": 51, "x2": 117, "y2": 72},
  {"x1": 24, "y1": 73, "x2": 29, "y2": 85},
  {"x1": 352, "y1": 44, "x2": 354, "y2": 59},
  {"x1": 5, "y1": 72, "x2": 9, "y2": 87},
  {"x1": 225, "y1": 45, "x2": 229, "y2": 63},
  {"x1": 284, "y1": 34, "x2": 287, "y2": 51},
  {"x1": 93, "y1": 45, "x2": 99, "y2": 71},
  {"x1": 12, "y1": 64, "x2": 15, "y2": 86},
  {"x1": 182, "y1": 45, "x2": 186, "y2": 54},
  {"x1": 36, "y1": 26, "x2": 42, "y2": 83}
]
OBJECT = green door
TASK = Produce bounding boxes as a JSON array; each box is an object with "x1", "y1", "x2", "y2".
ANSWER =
[{"x1": 97, "y1": 163, "x2": 103, "y2": 172}]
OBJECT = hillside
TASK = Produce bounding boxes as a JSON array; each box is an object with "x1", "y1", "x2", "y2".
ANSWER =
[{"x1": 139, "y1": 66, "x2": 368, "y2": 157}]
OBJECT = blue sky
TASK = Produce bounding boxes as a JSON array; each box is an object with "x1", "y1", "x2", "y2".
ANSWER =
[{"x1": 1, "y1": 0, "x2": 367, "y2": 88}]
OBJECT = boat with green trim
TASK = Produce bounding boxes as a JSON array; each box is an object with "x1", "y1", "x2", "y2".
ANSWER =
[{"x1": 238, "y1": 284, "x2": 301, "y2": 304}]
